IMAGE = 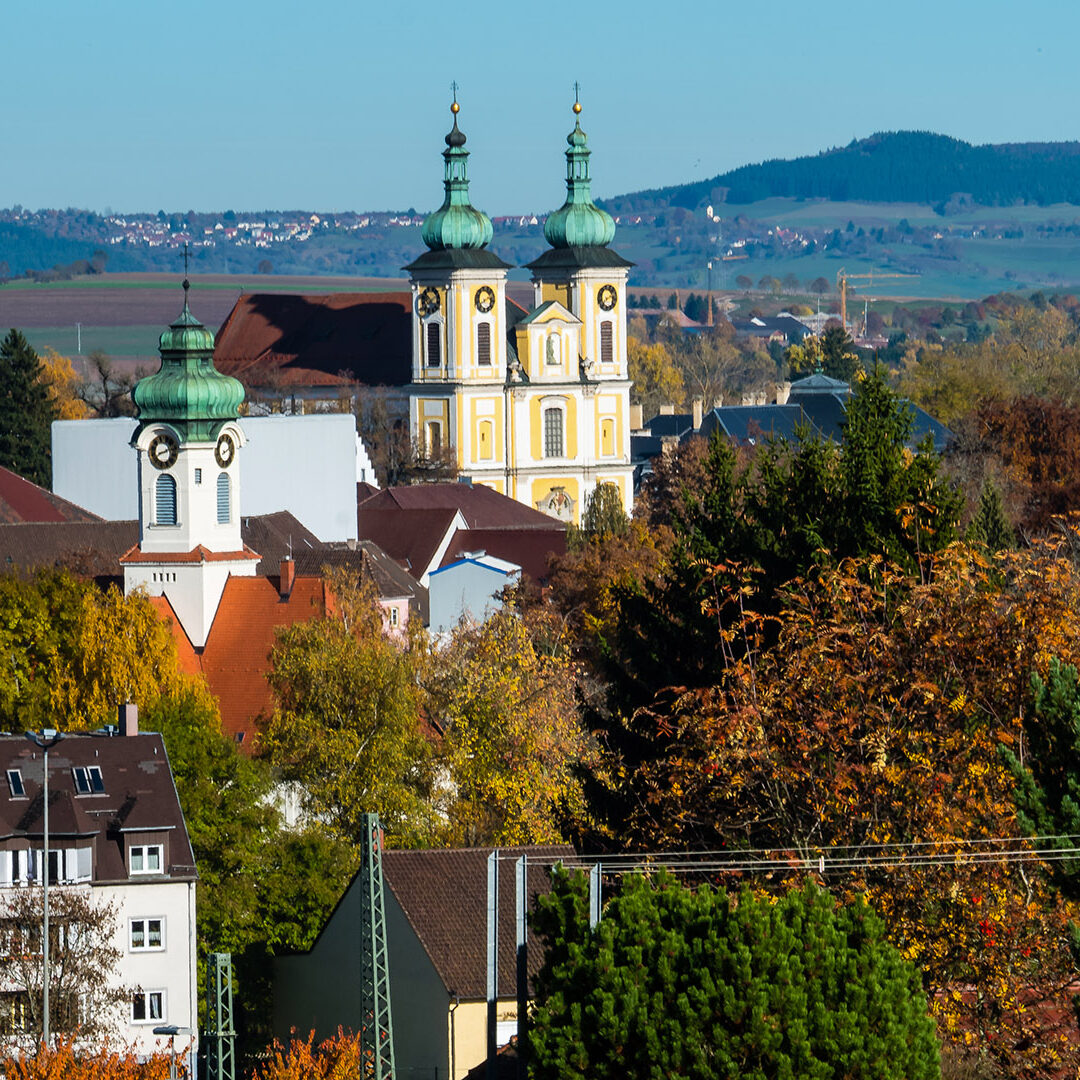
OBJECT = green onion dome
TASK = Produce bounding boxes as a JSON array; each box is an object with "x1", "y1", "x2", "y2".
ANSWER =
[
  {"x1": 543, "y1": 100, "x2": 616, "y2": 250},
  {"x1": 421, "y1": 101, "x2": 494, "y2": 251},
  {"x1": 133, "y1": 280, "x2": 245, "y2": 441}
]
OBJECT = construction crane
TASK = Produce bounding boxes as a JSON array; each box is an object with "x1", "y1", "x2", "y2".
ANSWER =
[{"x1": 836, "y1": 268, "x2": 918, "y2": 329}]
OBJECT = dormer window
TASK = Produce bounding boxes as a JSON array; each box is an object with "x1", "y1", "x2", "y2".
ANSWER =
[
  {"x1": 72, "y1": 766, "x2": 104, "y2": 795},
  {"x1": 6, "y1": 770, "x2": 24, "y2": 798},
  {"x1": 130, "y1": 845, "x2": 163, "y2": 875}
]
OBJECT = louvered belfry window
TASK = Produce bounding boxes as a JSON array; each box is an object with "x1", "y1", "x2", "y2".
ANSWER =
[
  {"x1": 600, "y1": 321, "x2": 614, "y2": 365},
  {"x1": 217, "y1": 473, "x2": 230, "y2": 523},
  {"x1": 477, "y1": 322, "x2": 491, "y2": 366},
  {"x1": 155, "y1": 474, "x2": 177, "y2": 526},
  {"x1": 426, "y1": 322, "x2": 441, "y2": 367}
]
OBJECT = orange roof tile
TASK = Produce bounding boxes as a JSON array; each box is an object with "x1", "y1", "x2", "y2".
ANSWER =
[
  {"x1": 120, "y1": 544, "x2": 261, "y2": 565},
  {"x1": 196, "y1": 575, "x2": 328, "y2": 747}
]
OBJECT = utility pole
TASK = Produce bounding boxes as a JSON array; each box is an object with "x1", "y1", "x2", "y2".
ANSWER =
[{"x1": 359, "y1": 813, "x2": 395, "y2": 1080}]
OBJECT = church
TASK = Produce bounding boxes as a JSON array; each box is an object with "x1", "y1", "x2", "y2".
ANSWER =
[
  {"x1": 211, "y1": 96, "x2": 637, "y2": 524},
  {"x1": 403, "y1": 95, "x2": 635, "y2": 522}
]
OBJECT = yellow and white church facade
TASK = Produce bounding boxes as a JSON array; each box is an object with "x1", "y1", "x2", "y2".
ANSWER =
[{"x1": 405, "y1": 98, "x2": 634, "y2": 523}]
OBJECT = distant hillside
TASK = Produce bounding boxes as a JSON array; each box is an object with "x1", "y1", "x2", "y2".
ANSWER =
[{"x1": 604, "y1": 132, "x2": 1080, "y2": 213}]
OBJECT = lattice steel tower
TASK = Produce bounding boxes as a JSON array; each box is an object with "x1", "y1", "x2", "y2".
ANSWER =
[
  {"x1": 205, "y1": 952, "x2": 236, "y2": 1080},
  {"x1": 359, "y1": 812, "x2": 396, "y2": 1080}
]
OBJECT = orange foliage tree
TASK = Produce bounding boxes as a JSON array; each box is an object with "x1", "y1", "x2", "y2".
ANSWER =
[
  {"x1": 254, "y1": 1030, "x2": 365, "y2": 1080},
  {"x1": 606, "y1": 537, "x2": 1080, "y2": 1076},
  {"x1": 0, "y1": 1036, "x2": 177, "y2": 1080}
]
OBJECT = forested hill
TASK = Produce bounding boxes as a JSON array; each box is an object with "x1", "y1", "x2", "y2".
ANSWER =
[{"x1": 604, "y1": 132, "x2": 1080, "y2": 212}]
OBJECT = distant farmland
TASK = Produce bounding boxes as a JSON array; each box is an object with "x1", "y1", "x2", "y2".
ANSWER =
[{"x1": 0, "y1": 272, "x2": 411, "y2": 367}]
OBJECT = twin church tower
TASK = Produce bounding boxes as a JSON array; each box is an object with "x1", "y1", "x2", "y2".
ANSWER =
[
  {"x1": 121, "y1": 95, "x2": 633, "y2": 644},
  {"x1": 405, "y1": 96, "x2": 634, "y2": 521}
]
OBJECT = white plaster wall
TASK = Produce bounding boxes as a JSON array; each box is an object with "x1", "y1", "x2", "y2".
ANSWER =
[
  {"x1": 428, "y1": 561, "x2": 518, "y2": 634},
  {"x1": 95, "y1": 879, "x2": 199, "y2": 1071},
  {"x1": 52, "y1": 415, "x2": 366, "y2": 542}
]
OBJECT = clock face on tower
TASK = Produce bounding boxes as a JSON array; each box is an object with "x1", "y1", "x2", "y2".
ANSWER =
[
  {"x1": 148, "y1": 432, "x2": 178, "y2": 470},
  {"x1": 597, "y1": 284, "x2": 618, "y2": 311},
  {"x1": 215, "y1": 433, "x2": 236, "y2": 468},
  {"x1": 418, "y1": 287, "x2": 440, "y2": 316},
  {"x1": 474, "y1": 286, "x2": 495, "y2": 314}
]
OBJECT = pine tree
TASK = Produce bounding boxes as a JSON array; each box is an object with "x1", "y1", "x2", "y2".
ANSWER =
[
  {"x1": 1002, "y1": 658, "x2": 1080, "y2": 895},
  {"x1": 531, "y1": 870, "x2": 941, "y2": 1080},
  {"x1": 0, "y1": 328, "x2": 58, "y2": 486},
  {"x1": 966, "y1": 476, "x2": 1015, "y2": 553}
]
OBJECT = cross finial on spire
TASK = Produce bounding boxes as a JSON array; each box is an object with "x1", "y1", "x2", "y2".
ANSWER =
[
  {"x1": 572, "y1": 81, "x2": 582, "y2": 115},
  {"x1": 450, "y1": 80, "x2": 460, "y2": 115},
  {"x1": 182, "y1": 242, "x2": 191, "y2": 294}
]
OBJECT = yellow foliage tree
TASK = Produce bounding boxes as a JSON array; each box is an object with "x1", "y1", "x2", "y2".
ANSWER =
[
  {"x1": 423, "y1": 605, "x2": 598, "y2": 846},
  {"x1": 627, "y1": 337, "x2": 684, "y2": 416},
  {"x1": 38, "y1": 348, "x2": 90, "y2": 420}
]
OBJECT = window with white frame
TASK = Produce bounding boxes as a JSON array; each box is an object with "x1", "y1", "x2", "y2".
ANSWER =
[
  {"x1": 543, "y1": 407, "x2": 564, "y2": 458},
  {"x1": 72, "y1": 766, "x2": 104, "y2": 795},
  {"x1": 129, "y1": 845, "x2": 163, "y2": 875},
  {"x1": 132, "y1": 990, "x2": 165, "y2": 1023},
  {"x1": 388, "y1": 606, "x2": 399, "y2": 628},
  {"x1": 130, "y1": 918, "x2": 164, "y2": 951}
]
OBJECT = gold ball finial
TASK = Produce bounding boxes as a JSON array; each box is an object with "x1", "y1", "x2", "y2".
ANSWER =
[
  {"x1": 451, "y1": 101, "x2": 460, "y2": 114},
  {"x1": 573, "y1": 101, "x2": 582, "y2": 114}
]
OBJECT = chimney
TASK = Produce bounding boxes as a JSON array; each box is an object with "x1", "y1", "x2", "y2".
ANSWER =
[
  {"x1": 659, "y1": 404, "x2": 675, "y2": 416},
  {"x1": 118, "y1": 703, "x2": 138, "y2": 737},
  {"x1": 692, "y1": 397, "x2": 703, "y2": 429},
  {"x1": 280, "y1": 557, "x2": 296, "y2": 599},
  {"x1": 712, "y1": 395, "x2": 724, "y2": 409},
  {"x1": 629, "y1": 404, "x2": 643, "y2": 431},
  {"x1": 775, "y1": 381, "x2": 791, "y2": 405}
]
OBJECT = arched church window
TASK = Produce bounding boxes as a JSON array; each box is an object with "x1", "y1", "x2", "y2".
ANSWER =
[
  {"x1": 155, "y1": 475, "x2": 177, "y2": 526},
  {"x1": 426, "y1": 421, "x2": 443, "y2": 456},
  {"x1": 543, "y1": 407, "x2": 564, "y2": 458},
  {"x1": 426, "y1": 321, "x2": 442, "y2": 368},
  {"x1": 217, "y1": 473, "x2": 231, "y2": 524}
]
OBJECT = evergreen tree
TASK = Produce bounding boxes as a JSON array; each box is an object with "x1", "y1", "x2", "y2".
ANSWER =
[
  {"x1": 530, "y1": 871, "x2": 940, "y2": 1080},
  {"x1": 569, "y1": 482, "x2": 629, "y2": 549},
  {"x1": 966, "y1": 476, "x2": 1015, "y2": 553},
  {"x1": 1002, "y1": 658, "x2": 1080, "y2": 896},
  {"x1": 0, "y1": 328, "x2": 58, "y2": 486}
]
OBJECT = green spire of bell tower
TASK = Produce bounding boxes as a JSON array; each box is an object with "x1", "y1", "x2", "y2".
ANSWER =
[
  {"x1": 133, "y1": 278, "x2": 245, "y2": 443},
  {"x1": 543, "y1": 90, "x2": 616, "y2": 250},
  {"x1": 420, "y1": 90, "x2": 494, "y2": 252}
]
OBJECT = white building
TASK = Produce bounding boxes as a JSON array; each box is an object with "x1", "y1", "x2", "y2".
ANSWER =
[{"x1": 0, "y1": 716, "x2": 198, "y2": 1067}]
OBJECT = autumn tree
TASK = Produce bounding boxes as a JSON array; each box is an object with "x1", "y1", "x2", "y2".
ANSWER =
[
  {"x1": 261, "y1": 575, "x2": 436, "y2": 845},
  {"x1": 0, "y1": 329, "x2": 58, "y2": 486},
  {"x1": 422, "y1": 606, "x2": 598, "y2": 846},
  {"x1": 530, "y1": 872, "x2": 940, "y2": 1080},
  {"x1": 0, "y1": 1038, "x2": 174, "y2": 1080},
  {"x1": 0, "y1": 888, "x2": 127, "y2": 1040},
  {"x1": 627, "y1": 337, "x2": 684, "y2": 415},
  {"x1": 38, "y1": 348, "x2": 89, "y2": 420}
]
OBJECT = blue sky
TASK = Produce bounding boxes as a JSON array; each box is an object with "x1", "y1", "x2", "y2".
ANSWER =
[{"x1": 3, "y1": 0, "x2": 1078, "y2": 215}]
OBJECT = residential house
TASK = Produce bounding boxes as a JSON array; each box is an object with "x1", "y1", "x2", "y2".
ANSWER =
[
  {"x1": 274, "y1": 844, "x2": 573, "y2": 1080},
  {"x1": 0, "y1": 715, "x2": 197, "y2": 1068}
]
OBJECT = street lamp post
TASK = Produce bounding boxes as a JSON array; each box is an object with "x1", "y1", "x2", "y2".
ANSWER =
[
  {"x1": 153, "y1": 1025, "x2": 191, "y2": 1080},
  {"x1": 25, "y1": 729, "x2": 64, "y2": 1050}
]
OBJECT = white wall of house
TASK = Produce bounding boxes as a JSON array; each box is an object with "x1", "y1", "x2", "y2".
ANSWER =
[
  {"x1": 97, "y1": 879, "x2": 199, "y2": 1071},
  {"x1": 428, "y1": 557, "x2": 520, "y2": 634},
  {"x1": 52, "y1": 415, "x2": 367, "y2": 542}
]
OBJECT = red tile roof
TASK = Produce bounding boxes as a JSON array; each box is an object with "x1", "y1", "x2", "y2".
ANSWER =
[
  {"x1": 119, "y1": 544, "x2": 261, "y2": 565},
  {"x1": 355, "y1": 507, "x2": 460, "y2": 580},
  {"x1": 363, "y1": 484, "x2": 564, "y2": 531},
  {"x1": 213, "y1": 292, "x2": 413, "y2": 388},
  {"x1": 440, "y1": 528, "x2": 565, "y2": 583},
  {"x1": 0, "y1": 465, "x2": 100, "y2": 524},
  {"x1": 189, "y1": 575, "x2": 328, "y2": 745}
]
